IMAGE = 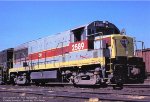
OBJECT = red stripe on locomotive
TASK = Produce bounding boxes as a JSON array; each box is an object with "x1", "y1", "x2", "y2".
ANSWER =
[
  {"x1": 28, "y1": 40, "x2": 88, "y2": 61},
  {"x1": 17, "y1": 39, "x2": 109, "y2": 62},
  {"x1": 103, "y1": 37, "x2": 111, "y2": 45}
]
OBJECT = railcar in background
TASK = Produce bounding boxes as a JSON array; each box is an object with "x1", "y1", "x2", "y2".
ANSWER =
[
  {"x1": 0, "y1": 21, "x2": 146, "y2": 88},
  {"x1": 136, "y1": 48, "x2": 150, "y2": 76}
]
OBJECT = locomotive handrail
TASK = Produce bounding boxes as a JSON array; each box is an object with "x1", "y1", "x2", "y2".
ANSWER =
[{"x1": 134, "y1": 40, "x2": 145, "y2": 56}]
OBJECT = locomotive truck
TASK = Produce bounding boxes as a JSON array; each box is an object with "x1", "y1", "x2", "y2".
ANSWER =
[{"x1": 0, "y1": 21, "x2": 146, "y2": 88}]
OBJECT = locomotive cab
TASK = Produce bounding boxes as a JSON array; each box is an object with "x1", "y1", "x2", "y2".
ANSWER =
[
  {"x1": 67, "y1": 21, "x2": 145, "y2": 86},
  {"x1": 86, "y1": 21, "x2": 120, "y2": 50}
]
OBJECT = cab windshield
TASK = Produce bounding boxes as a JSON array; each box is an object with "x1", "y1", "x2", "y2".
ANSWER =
[{"x1": 88, "y1": 27, "x2": 120, "y2": 36}]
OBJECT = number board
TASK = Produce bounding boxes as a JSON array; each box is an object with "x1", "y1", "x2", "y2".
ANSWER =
[{"x1": 69, "y1": 40, "x2": 88, "y2": 52}]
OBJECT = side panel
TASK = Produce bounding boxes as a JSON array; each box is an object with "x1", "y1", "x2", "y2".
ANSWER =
[
  {"x1": 30, "y1": 70, "x2": 57, "y2": 79},
  {"x1": 9, "y1": 57, "x2": 106, "y2": 73},
  {"x1": 10, "y1": 32, "x2": 109, "y2": 73}
]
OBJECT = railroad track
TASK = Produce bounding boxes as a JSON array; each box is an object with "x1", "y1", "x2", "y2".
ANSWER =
[
  {"x1": 18, "y1": 82, "x2": 150, "y2": 89},
  {"x1": 36, "y1": 82, "x2": 150, "y2": 88},
  {"x1": 1, "y1": 82, "x2": 149, "y2": 88},
  {"x1": 123, "y1": 84, "x2": 150, "y2": 88},
  {"x1": 0, "y1": 84, "x2": 149, "y2": 92},
  {"x1": 0, "y1": 85, "x2": 150, "y2": 102}
]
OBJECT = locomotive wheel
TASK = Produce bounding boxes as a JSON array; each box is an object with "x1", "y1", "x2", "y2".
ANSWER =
[
  {"x1": 0, "y1": 81, "x2": 5, "y2": 85},
  {"x1": 100, "y1": 82, "x2": 107, "y2": 88},
  {"x1": 113, "y1": 83, "x2": 123, "y2": 90},
  {"x1": 41, "y1": 82, "x2": 46, "y2": 85},
  {"x1": 13, "y1": 77, "x2": 17, "y2": 85},
  {"x1": 35, "y1": 82, "x2": 40, "y2": 86},
  {"x1": 138, "y1": 78, "x2": 144, "y2": 83},
  {"x1": 25, "y1": 78, "x2": 30, "y2": 85}
]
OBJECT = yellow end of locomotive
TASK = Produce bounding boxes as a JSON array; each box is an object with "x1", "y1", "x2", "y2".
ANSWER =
[{"x1": 110, "y1": 34, "x2": 134, "y2": 58}]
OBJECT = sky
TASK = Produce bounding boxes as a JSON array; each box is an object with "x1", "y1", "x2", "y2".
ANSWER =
[{"x1": 0, "y1": 1, "x2": 150, "y2": 51}]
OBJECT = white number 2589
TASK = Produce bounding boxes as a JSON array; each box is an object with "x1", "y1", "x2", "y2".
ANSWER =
[{"x1": 72, "y1": 42, "x2": 84, "y2": 51}]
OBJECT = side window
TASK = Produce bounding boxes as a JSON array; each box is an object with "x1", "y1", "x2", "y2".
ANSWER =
[
  {"x1": 72, "y1": 27, "x2": 85, "y2": 42},
  {"x1": 14, "y1": 48, "x2": 28, "y2": 64},
  {"x1": 88, "y1": 29, "x2": 95, "y2": 35}
]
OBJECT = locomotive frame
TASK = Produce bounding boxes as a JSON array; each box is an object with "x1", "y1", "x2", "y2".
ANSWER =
[{"x1": 0, "y1": 21, "x2": 146, "y2": 88}]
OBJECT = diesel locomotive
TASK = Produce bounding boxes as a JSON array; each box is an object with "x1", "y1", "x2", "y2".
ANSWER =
[{"x1": 0, "y1": 21, "x2": 146, "y2": 88}]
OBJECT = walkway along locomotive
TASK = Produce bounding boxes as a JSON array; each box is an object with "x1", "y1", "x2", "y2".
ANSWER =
[{"x1": 0, "y1": 21, "x2": 146, "y2": 87}]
